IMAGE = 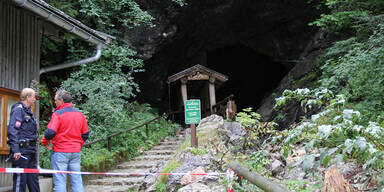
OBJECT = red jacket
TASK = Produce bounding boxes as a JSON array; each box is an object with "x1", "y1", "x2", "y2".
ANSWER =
[{"x1": 41, "y1": 103, "x2": 89, "y2": 153}]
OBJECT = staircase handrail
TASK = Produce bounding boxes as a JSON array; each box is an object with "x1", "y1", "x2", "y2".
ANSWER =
[
  {"x1": 201, "y1": 94, "x2": 234, "y2": 115},
  {"x1": 83, "y1": 110, "x2": 183, "y2": 150}
]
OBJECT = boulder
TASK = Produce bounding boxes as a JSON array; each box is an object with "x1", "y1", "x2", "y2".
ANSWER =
[{"x1": 180, "y1": 167, "x2": 206, "y2": 185}]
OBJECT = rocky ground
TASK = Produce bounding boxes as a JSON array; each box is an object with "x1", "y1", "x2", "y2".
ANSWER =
[
  {"x1": 166, "y1": 114, "x2": 377, "y2": 191},
  {"x1": 85, "y1": 114, "x2": 378, "y2": 191}
]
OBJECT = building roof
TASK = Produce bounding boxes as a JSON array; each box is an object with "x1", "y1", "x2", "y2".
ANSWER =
[
  {"x1": 168, "y1": 64, "x2": 229, "y2": 83},
  {"x1": 12, "y1": 0, "x2": 114, "y2": 45}
]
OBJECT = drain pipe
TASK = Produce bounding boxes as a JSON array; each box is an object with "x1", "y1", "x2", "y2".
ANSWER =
[{"x1": 40, "y1": 44, "x2": 103, "y2": 75}]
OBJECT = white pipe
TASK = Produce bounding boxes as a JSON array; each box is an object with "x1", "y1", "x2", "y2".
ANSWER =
[{"x1": 40, "y1": 44, "x2": 103, "y2": 74}]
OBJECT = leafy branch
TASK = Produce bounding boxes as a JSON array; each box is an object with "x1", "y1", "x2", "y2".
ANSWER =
[{"x1": 273, "y1": 88, "x2": 384, "y2": 187}]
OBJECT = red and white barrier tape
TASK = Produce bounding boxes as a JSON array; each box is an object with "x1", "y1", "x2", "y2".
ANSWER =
[
  {"x1": 0, "y1": 167, "x2": 226, "y2": 176},
  {"x1": 1, "y1": 167, "x2": 237, "y2": 191},
  {"x1": 226, "y1": 169, "x2": 235, "y2": 192}
]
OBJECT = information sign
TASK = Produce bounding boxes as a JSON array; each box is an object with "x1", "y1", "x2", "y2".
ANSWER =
[{"x1": 184, "y1": 99, "x2": 201, "y2": 124}]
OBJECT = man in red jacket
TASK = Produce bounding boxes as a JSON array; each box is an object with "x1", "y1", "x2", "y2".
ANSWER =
[{"x1": 41, "y1": 89, "x2": 89, "y2": 192}]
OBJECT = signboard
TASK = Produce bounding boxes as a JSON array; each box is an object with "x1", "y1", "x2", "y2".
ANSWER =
[{"x1": 184, "y1": 99, "x2": 201, "y2": 124}]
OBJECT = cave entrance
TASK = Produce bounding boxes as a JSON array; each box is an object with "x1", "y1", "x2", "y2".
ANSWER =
[
  {"x1": 167, "y1": 64, "x2": 228, "y2": 119},
  {"x1": 207, "y1": 44, "x2": 290, "y2": 112}
]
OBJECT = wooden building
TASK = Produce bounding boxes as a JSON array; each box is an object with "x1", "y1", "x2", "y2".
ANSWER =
[{"x1": 0, "y1": 0, "x2": 112, "y2": 187}]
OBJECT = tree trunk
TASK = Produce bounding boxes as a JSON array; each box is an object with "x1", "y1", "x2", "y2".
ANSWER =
[
  {"x1": 322, "y1": 168, "x2": 356, "y2": 192},
  {"x1": 229, "y1": 162, "x2": 290, "y2": 192}
]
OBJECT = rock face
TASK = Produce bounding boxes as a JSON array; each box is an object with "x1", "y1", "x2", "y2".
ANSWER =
[
  {"x1": 131, "y1": 0, "x2": 322, "y2": 61},
  {"x1": 128, "y1": 0, "x2": 326, "y2": 114}
]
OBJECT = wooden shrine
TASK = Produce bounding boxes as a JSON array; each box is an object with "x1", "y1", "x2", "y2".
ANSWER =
[{"x1": 168, "y1": 64, "x2": 228, "y2": 114}]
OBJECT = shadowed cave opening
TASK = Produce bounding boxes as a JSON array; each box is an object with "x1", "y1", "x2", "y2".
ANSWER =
[
  {"x1": 206, "y1": 44, "x2": 290, "y2": 112},
  {"x1": 165, "y1": 44, "x2": 291, "y2": 119}
]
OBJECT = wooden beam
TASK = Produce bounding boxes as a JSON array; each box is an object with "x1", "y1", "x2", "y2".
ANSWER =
[
  {"x1": 209, "y1": 77, "x2": 216, "y2": 113},
  {"x1": 229, "y1": 162, "x2": 290, "y2": 192},
  {"x1": 181, "y1": 77, "x2": 188, "y2": 103}
]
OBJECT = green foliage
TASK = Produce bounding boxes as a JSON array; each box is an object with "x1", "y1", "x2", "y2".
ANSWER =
[
  {"x1": 38, "y1": 84, "x2": 54, "y2": 116},
  {"x1": 39, "y1": 0, "x2": 187, "y2": 160},
  {"x1": 295, "y1": 72, "x2": 317, "y2": 88},
  {"x1": 303, "y1": 6, "x2": 384, "y2": 190},
  {"x1": 275, "y1": 88, "x2": 334, "y2": 114},
  {"x1": 172, "y1": 0, "x2": 187, "y2": 6},
  {"x1": 307, "y1": 0, "x2": 384, "y2": 134},
  {"x1": 309, "y1": 0, "x2": 384, "y2": 34},
  {"x1": 236, "y1": 108, "x2": 277, "y2": 149},
  {"x1": 155, "y1": 161, "x2": 182, "y2": 192},
  {"x1": 39, "y1": 109, "x2": 180, "y2": 171},
  {"x1": 317, "y1": 24, "x2": 384, "y2": 123},
  {"x1": 236, "y1": 108, "x2": 260, "y2": 149},
  {"x1": 230, "y1": 175, "x2": 263, "y2": 192},
  {"x1": 273, "y1": 88, "x2": 384, "y2": 187},
  {"x1": 189, "y1": 148, "x2": 208, "y2": 155},
  {"x1": 155, "y1": 182, "x2": 167, "y2": 192},
  {"x1": 45, "y1": 0, "x2": 153, "y2": 33},
  {"x1": 230, "y1": 153, "x2": 271, "y2": 192},
  {"x1": 282, "y1": 178, "x2": 322, "y2": 192},
  {"x1": 236, "y1": 107, "x2": 261, "y2": 127},
  {"x1": 45, "y1": 0, "x2": 185, "y2": 35},
  {"x1": 82, "y1": 113, "x2": 179, "y2": 171},
  {"x1": 247, "y1": 151, "x2": 271, "y2": 175},
  {"x1": 60, "y1": 43, "x2": 144, "y2": 139}
]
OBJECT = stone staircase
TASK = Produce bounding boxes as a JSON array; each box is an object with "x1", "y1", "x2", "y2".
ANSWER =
[{"x1": 84, "y1": 132, "x2": 185, "y2": 192}]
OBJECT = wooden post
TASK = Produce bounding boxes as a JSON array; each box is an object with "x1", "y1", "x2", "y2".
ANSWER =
[
  {"x1": 107, "y1": 137, "x2": 112, "y2": 151},
  {"x1": 181, "y1": 77, "x2": 188, "y2": 104},
  {"x1": 209, "y1": 77, "x2": 216, "y2": 114},
  {"x1": 191, "y1": 123, "x2": 198, "y2": 147},
  {"x1": 229, "y1": 162, "x2": 290, "y2": 192},
  {"x1": 180, "y1": 77, "x2": 198, "y2": 146}
]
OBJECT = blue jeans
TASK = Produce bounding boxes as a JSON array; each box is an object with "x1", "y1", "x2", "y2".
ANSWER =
[{"x1": 51, "y1": 152, "x2": 84, "y2": 192}]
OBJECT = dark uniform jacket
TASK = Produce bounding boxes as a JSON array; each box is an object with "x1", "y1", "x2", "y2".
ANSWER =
[{"x1": 7, "y1": 101, "x2": 38, "y2": 154}]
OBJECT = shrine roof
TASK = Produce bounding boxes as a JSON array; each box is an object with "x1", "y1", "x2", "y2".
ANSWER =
[{"x1": 168, "y1": 64, "x2": 228, "y2": 83}]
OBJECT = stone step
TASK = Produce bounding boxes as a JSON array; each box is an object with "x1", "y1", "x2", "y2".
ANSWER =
[
  {"x1": 133, "y1": 154, "x2": 172, "y2": 161},
  {"x1": 84, "y1": 132, "x2": 186, "y2": 191},
  {"x1": 87, "y1": 176, "x2": 145, "y2": 186},
  {"x1": 117, "y1": 161, "x2": 160, "y2": 169},
  {"x1": 100, "y1": 168, "x2": 150, "y2": 178},
  {"x1": 161, "y1": 139, "x2": 184, "y2": 144},
  {"x1": 151, "y1": 145, "x2": 179, "y2": 150},
  {"x1": 84, "y1": 184, "x2": 140, "y2": 192},
  {"x1": 163, "y1": 135, "x2": 185, "y2": 141},
  {"x1": 158, "y1": 141, "x2": 182, "y2": 145},
  {"x1": 144, "y1": 149, "x2": 175, "y2": 155}
]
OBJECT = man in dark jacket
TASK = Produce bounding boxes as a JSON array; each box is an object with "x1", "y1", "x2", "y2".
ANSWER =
[
  {"x1": 41, "y1": 89, "x2": 89, "y2": 192},
  {"x1": 7, "y1": 88, "x2": 40, "y2": 192}
]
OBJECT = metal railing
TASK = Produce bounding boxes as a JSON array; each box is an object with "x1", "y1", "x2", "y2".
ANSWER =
[
  {"x1": 202, "y1": 94, "x2": 234, "y2": 116},
  {"x1": 83, "y1": 111, "x2": 183, "y2": 151},
  {"x1": 83, "y1": 95, "x2": 234, "y2": 151}
]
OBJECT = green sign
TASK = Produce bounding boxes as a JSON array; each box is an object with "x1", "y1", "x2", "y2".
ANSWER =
[{"x1": 184, "y1": 99, "x2": 201, "y2": 124}]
